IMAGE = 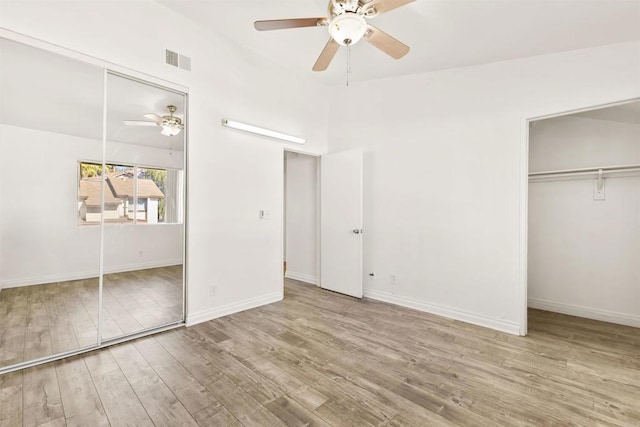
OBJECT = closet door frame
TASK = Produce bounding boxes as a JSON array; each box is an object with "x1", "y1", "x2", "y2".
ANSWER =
[
  {"x1": 519, "y1": 96, "x2": 640, "y2": 337},
  {"x1": 0, "y1": 29, "x2": 188, "y2": 375}
]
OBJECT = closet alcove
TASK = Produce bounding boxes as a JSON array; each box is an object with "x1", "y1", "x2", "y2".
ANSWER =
[{"x1": 528, "y1": 100, "x2": 640, "y2": 330}]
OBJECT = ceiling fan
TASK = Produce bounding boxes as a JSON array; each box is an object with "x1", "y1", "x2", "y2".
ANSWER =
[
  {"x1": 124, "y1": 105, "x2": 184, "y2": 136},
  {"x1": 254, "y1": 0, "x2": 415, "y2": 71}
]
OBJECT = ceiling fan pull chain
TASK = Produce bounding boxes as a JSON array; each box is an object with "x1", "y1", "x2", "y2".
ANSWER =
[{"x1": 346, "y1": 44, "x2": 351, "y2": 87}]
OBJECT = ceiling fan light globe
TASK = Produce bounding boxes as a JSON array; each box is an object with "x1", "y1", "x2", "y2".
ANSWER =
[
  {"x1": 161, "y1": 125, "x2": 181, "y2": 136},
  {"x1": 328, "y1": 12, "x2": 367, "y2": 46}
]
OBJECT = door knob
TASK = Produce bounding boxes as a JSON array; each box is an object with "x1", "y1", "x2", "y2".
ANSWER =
[{"x1": 352, "y1": 229, "x2": 362, "y2": 234}]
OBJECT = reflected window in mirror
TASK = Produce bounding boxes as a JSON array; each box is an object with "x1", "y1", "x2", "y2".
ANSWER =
[{"x1": 78, "y1": 161, "x2": 183, "y2": 225}]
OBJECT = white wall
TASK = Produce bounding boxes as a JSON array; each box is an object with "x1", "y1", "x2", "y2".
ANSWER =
[
  {"x1": 327, "y1": 42, "x2": 640, "y2": 334},
  {"x1": 284, "y1": 152, "x2": 318, "y2": 284},
  {"x1": 528, "y1": 115, "x2": 640, "y2": 327},
  {"x1": 0, "y1": 124, "x2": 184, "y2": 287},
  {"x1": 529, "y1": 116, "x2": 640, "y2": 171},
  {"x1": 0, "y1": 0, "x2": 329, "y2": 324}
]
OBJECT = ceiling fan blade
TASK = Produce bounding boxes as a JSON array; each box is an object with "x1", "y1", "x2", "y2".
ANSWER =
[
  {"x1": 124, "y1": 120, "x2": 159, "y2": 127},
  {"x1": 144, "y1": 113, "x2": 164, "y2": 125},
  {"x1": 363, "y1": 0, "x2": 415, "y2": 16},
  {"x1": 364, "y1": 25, "x2": 410, "y2": 59},
  {"x1": 312, "y1": 38, "x2": 340, "y2": 71},
  {"x1": 254, "y1": 18, "x2": 328, "y2": 31}
]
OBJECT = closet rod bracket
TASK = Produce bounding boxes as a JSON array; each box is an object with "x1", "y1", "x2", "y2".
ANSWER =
[{"x1": 593, "y1": 169, "x2": 606, "y2": 201}]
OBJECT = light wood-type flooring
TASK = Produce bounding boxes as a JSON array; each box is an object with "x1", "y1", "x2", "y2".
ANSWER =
[
  {"x1": 1, "y1": 278, "x2": 639, "y2": 426},
  {"x1": 0, "y1": 266, "x2": 183, "y2": 370}
]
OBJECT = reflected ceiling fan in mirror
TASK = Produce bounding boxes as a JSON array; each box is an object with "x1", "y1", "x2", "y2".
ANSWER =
[
  {"x1": 254, "y1": 0, "x2": 414, "y2": 72},
  {"x1": 124, "y1": 105, "x2": 184, "y2": 136}
]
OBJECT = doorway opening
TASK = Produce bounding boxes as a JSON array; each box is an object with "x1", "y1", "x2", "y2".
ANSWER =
[
  {"x1": 526, "y1": 99, "x2": 640, "y2": 336},
  {"x1": 283, "y1": 151, "x2": 320, "y2": 286},
  {"x1": 283, "y1": 147, "x2": 364, "y2": 299}
]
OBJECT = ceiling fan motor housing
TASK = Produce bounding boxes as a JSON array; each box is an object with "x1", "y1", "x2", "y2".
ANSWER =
[{"x1": 329, "y1": 12, "x2": 367, "y2": 46}]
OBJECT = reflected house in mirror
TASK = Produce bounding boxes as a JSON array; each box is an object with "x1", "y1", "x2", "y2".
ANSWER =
[{"x1": 78, "y1": 174, "x2": 121, "y2": 222}]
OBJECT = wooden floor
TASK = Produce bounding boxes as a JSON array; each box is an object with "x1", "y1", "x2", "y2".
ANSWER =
[
  {"x1": 1, "y1": 279, "x2": 639, "y2": 426},
  {"x1": 0, "y1": 266, "x2": 183, "y2": 370}
]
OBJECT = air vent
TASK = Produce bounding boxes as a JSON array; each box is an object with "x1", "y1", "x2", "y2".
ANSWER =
[
  {"x1": 178, "y1": 54, "x2": 191, "y2": 71},
  {"x1": 164, "y1": 48, "x2": 191, "y2": 71},
  {"x1": 165, "y1": 49, "x2": 179, "y2": 67}
]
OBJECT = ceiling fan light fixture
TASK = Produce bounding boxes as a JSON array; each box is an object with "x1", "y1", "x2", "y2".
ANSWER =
[
  {"x1": 328, "y1": 12, "x2": 367, "y2": 46},
  {"x1": 160, "y1": 123, "x2": 182, "y2": 136}
]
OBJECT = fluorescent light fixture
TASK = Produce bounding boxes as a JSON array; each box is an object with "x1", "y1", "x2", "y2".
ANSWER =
[{"x1": 221, "y1": 118, "x2": 306, "y2": 145}]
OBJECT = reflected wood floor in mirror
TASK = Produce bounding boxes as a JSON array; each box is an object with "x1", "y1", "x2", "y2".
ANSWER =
[
  {"x1": 0, "y1": 266, "x2": 182, "y2": 369},
  {"x1": 2, "y1": 278, "x2": 640, "y2": 426}
]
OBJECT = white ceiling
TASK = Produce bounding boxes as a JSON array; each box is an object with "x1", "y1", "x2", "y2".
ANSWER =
[
  {"x1": 0, "y1": 38, "x2": 186, "y2": 150},
  {"x1": 1, "y1": 2, "x2": 637, "y2": 141},
  {"x1": 158, "y1": 0, "x2": 640, "y2": 85},
  {"x1": 573, "y1": 101, "x2": 640, "y2": 124},
  {"x1": 1, "y1": 38, "x2": 104, "y2": 140}
]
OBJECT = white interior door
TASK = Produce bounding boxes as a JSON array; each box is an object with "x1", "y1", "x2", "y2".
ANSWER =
[{"x1": 321, "y1": 148, "x2": 363, "y2": 298}]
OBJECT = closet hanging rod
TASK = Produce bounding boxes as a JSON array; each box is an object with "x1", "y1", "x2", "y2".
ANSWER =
[{"x1": 529, "y1": 164, "x2": 640, "y2": 177}]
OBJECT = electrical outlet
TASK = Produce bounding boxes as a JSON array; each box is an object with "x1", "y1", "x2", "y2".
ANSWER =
[
  {"x1": 369, "y1": 272, "x2": 375, "y2": 280},
  {"x1": 209, "y1": 286, "x2": 216, "y2": 296},
  {"x1": 390, "y1": 274, "x2": 397, "y2": 285},
  {"x1": 138, "y1": 251, "x2": 143, "y2": 258}
]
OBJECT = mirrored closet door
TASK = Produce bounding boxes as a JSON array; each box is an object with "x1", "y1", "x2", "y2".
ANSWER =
[
  {"x1": 0, "y1": 38, "x2": 186, "y2": 373},
  {"x1": 101, "y1": 72, "x2": 185, "y2": 341}
]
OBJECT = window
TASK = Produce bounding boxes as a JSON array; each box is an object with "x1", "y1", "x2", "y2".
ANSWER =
[{"x1": 78, "y1": 162, "x2": 182, "y2": 225}]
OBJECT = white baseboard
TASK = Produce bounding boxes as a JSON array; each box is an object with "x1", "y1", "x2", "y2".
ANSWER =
[
  {"x1": 284, "y1": 271, "x2": 318, "y2": 285},
  {"x1": 364, "y1": 289, "x2": 521, "y2": 335},
  {"x1": 186, "y1": 291, "x2": 283, "y2": 327},
  {"x1": 528, "y1": 298, "x2": 640, "y2": 328},
  {"x1": 1, "y1": 259, "x2": 183, "y2": 289}
]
